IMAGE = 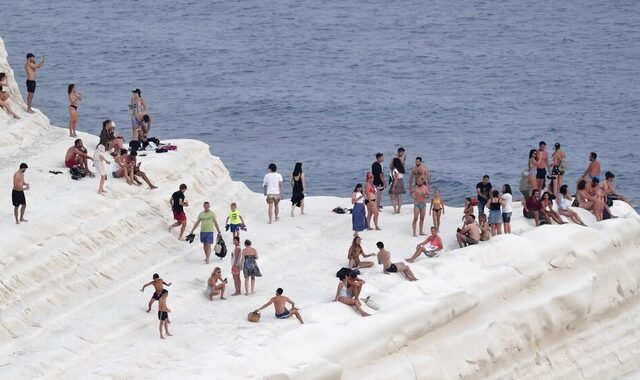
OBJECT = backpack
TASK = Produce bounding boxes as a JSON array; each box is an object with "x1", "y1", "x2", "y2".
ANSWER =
[{"x1": 214, "y1": 235, "x2": 227, "y2": 258}]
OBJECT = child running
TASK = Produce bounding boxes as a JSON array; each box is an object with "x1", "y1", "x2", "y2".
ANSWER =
[{"x1": 140, "y1": 273, "x2": 172, "y2": 312}]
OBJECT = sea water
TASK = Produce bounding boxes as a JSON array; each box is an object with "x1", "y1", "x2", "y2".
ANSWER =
[{"x1": 2, "y1": 0, "x2": 639, "y2": 207}]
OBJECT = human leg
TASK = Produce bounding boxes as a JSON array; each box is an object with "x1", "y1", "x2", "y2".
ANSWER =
[
  {"x1": 178, "y1": 220, "x2": 187, "y2": 240},
  {"x1": 244, "y1": 276, "x2": 250, "y2": 295},
  {"x1": 203, "y1": 242, "x2": 211, "y2": 264},
  {"x1": 405, "y1": 247, "x2": 424, "y2": 263},
  {"x1": 250, "y1": 276, "x2": 256, "y2": 294},
  {"x1": 19, "y1": 204, "x2": 27, "y2": 222},
  {"x1": 412, "y1": 207, "x2": 419, "y2": 236},
  {"x1": 418, "y1": 207, "x2": 426, "y2": 235},
  {"x1": 291, "y1": 308, "x2": 304, "y2": 324}
]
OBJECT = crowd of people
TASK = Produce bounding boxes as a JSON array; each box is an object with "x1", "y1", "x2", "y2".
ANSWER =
[{"x1": 5, "y1": 51, "x2": 637, "y2": 338}]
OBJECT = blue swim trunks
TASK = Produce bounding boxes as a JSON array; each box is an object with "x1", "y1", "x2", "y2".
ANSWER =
[
  {"x1": 414, "y1": 203, "x2": 426, "y2": 210},
  {"x1": 200, "y1": 232, "x2": 214, "y2": 244},
  {"x1": 275, "y1": 309, "x2": 291, "y2": 319},
  {"x1": 229, "y1": 223, "x2": 241, "y2": 233}
]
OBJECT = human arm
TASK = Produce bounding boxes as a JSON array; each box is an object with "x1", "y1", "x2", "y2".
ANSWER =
[
  {"x1": 279, "y1": 180, "x2": 284, "y2": 196},
  {"x1": 140, "y1": 281, "x2": 153, "y2": 292},
  {"x1": 162, "y1": 281, "x2": 172, "y2": 287},
  {"x1": 189, "y1": 219, "x2": 201, "y2": 235},
  {"x1": 442, "y1": 199, "x2": 445, "y2": 214},
  {"x1": 214, "y1": 219, "x2": 222, "y2": 235},
  {"x1": 37, "y1": 56, "x2": 45, "y2": 68},
  {"x1": 408, "y1": 169, "x2": 415, "y2": 189},
  {"x1": 301, "y1": 173, "x2": 306, "y2": 193},
  {"x1": 286, "y1": 297, "x2": 296, "y2": 309},
  {"x1": 334, "y1": 283, "x2": 343, "y2": 301},
  {"x1": 522, "y1": 198, "x2": 529, "y2": 212},
  {"x1": 254, "y1": 298, "x2": 274, "y2": 313}
]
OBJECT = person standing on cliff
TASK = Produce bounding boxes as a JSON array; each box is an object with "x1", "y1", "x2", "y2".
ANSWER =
[
  {"x1": 169, "y1": 184, "x2": 189, "y2": 240},
  {"x1": 263, "y1": 163, "x2": 283, "y2": 224},
  {"x1": 12, "y1": 163, "x2": 30, "y2": 224},
  {"x1": 371, "y1": 153, "x2": 385, "y2": 209},
  {"x1": 24, "y1": 53, "x2": 45, "y2": 113}
]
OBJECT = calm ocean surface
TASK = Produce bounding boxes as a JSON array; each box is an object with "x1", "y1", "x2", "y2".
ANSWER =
[{"x1": 2, "y1": 0, "x2": 639, "y2": 207}]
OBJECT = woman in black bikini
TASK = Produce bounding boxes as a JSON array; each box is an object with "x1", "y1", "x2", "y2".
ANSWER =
[{"x1": 67, "y1": 84, "x2": 82, "y2": 137}]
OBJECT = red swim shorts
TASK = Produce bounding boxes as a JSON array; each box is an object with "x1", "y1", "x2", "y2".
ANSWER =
[
  {"x1": 173, "y1": 211, "x2": 186, "y2": 222},
  {"x1": 65, "y1": 158, "x2": 77, "y2": 168}
]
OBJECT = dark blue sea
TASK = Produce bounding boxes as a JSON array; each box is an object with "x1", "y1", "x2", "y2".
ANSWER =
[{"x1": 2, "y1": 0, "x2": 639, "y2": 207}]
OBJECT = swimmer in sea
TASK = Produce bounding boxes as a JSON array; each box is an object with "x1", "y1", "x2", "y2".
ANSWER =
[{"x1": 140, "y1": 273, "x2": 172, "y2": 312}]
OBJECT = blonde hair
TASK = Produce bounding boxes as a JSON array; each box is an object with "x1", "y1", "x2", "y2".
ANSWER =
[{"x1": 212, "y1": 267, "x2": 221, "y2": 276}]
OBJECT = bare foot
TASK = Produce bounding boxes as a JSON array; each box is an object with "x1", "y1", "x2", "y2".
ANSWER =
[
  {"x1": 419, "y1": 232, "x2": 427, "y2": 236},
  {"x1": 375, "y1": 227, "x2": 381, "y2": 230},
  {"x1": 220, "y1": 297, "x2": 227, "y2": 300},
  {"x1": 150, "y1": 185, "x2": 158, "y2": 189},
  {"x1": 362, "y1": 312, "x2": 371, "y2": 317},
  {"x1": 275, "y1": 217, "x2": 279, "y2": 221},
  {"x1": 15, "y1": 221, "x2": 20, "y2": 225},
  {"x1": 405, "y1": 258, "x2": 414, "y2": 263},
  {"x1": 160, "y1": 336, "x2": 165, "y2": 339},
  {"x1": 245, "y1": 293, "x2": 249, "y2": 296},
  {"x1": 27, "y1": 109, "x2": 35, "y2": 114},
  {"x1": 20, "y1": 219, "x2": 28, "y2": 223},
  {"x1": 268, "y1": 220, "x2": 272, "y2": 224},
  {"x1": 251, "y1": 291, "x2": 255, "y2": 294},
  {"x1": 413, "y1": 233, "x2": 417, "y2": 237},
  {"x1": 178, "y1": 236, "x2": 184, "y2": 241},
  {"x1": 166, "y1": 332, "x2": 173, "y2": 336},
  {"x1": 231, "y1": 292, "x2": 241, "y2": 296},
  {"x1": 168, "y1": 225, "x2": 172, "y2": 232}
]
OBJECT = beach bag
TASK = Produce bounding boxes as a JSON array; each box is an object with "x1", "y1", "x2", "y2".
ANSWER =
[
  {"x1": 214, "y1": 235, "x2": 227, "y2": 258},
  {"x1": 247, "y1": 311, "x2": 261, "y2": 323}
]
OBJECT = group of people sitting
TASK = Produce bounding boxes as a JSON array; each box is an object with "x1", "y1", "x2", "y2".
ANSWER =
[{"x1": 63, "y1": 116, "x2": 158, "y2": 193}]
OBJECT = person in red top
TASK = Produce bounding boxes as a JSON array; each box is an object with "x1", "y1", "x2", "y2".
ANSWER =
[
  {"x1": 522, "y1": 189, "x2": 542, "y2": 226},
  {"x1": 405, "y1": 226, "x2": 444, "y2": 262}
]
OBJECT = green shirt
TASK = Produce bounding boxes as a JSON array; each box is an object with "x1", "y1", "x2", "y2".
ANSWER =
[
  {"x1": 198, "y1": 211, "x2": 216, "y2": 233},
  {"x1": 228, "y1": 210, "x2": 242, "y2": 225}
]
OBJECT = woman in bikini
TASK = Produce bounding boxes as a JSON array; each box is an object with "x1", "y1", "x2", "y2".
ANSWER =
[
  {"x1": 556, "y1": 185, "x2": 587, "y2": 226},
  {"x1": 411, "y1": 176, "x2": 428, "y2": 236},
  {"x1": 539, "y1": 192, "x2": 565, "y2": 224},
  {"x1": 429, "y1": 189, "x2": 445, "y2": 231},
  {"x1": 129, "y1": 88, "x2": 148, "y2": 140},
  {"x1": 0, "y1": 73, "x2": 19, "y2": 119},
  {"x1": 334, "y1": 274, "x2": 370, "y2": 317},
  {"x1": 67, "y1": 84, "x2": 82, "y2": 137},
  {"x1": 364, "y1": 172, "x2": 380, "y2": 230},
  {"x1": 347, "y1": 236, "x2": 375, "y2": 269},
  {"x1": 206, "y1": 267, "x2": 227, "y2": 301},
  {"x1": 463, "y1": 197, "x2": 474, "y2": 221},
  {"x1": 528, "y1": 149, "x2": 538, "y2": 195}
]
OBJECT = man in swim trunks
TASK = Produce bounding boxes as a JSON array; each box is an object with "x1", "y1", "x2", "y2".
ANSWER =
[
  {"x1": 12, "y1": 163, "x2": 30, "y2": 224},
  {"x1": 405, "y1": 226, "x2": 444, "y2": 262},
  {"x1": 376, "y1": 241, "x2": 418, "y2": 281},
  {"x1": 24, "y1": 53, "x2": 45, "y2": 113},
  {"x1": 411, "y1": 176, "x2": 429, "y2": 236},
  {"x1": 157, "y1": 289, "x2": 173, "y2": 339},
  {"x1": 582, "y1": 152, "x2": 601, "y2": 182},
  {"x1": 254, "y1": 288, "x2": 304, "y2": 324},
  {"x1": 169, "y1": 184, "x2": 189, "y2": 240},
  {"x1": 408, "y1": 156, "x2": 429, "y2": 190},
  {"x1": 140, "y1": 273, "x2": 172, "y2": 313},
  {"x1": 64, "y1": 139, "x2": 94, "y2": 176},
  {"x1": 456, "y1": 214, "x2": 481, "y2": 248},
  {"x1": 188, "y1": 201, "x2": 222, "y2": 264},
  {"x1": 536, "y1": 141, "x2": 549, "y2": 191},
  {"x1": 263, "y1": 163, "x2": 284, "y2": 224}
]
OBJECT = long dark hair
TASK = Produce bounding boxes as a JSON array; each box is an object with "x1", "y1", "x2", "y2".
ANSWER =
[
  {"x1": 293, "y1": 162, "x2": 303, "y2": 177},
  {"x1": 502, "y1": 184, "x2": 512, "y2": 195},
  {"x1": 529, "y1": 149, "x2": 537, "y2": 159},
  {"x1": 392, "y1": 157, "x2": 405, "y2": 174},
  {"x1": 353, "y1": 183, "x2": 363, "y2": 192},
  {"x1": 67, "y1": 84, "x2": 75, "y2": 94}
]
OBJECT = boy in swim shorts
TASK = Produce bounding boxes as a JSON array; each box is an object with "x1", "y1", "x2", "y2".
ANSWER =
[
  {"x1": 157, "y1": 289, "x2": 172, "y2": 339},
  {"x1": 140, "y1": 273, "x2": 172, "y2": 312}
]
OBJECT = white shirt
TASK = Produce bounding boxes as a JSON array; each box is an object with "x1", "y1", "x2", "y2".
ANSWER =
[
  {"x1": 501, "y1": 193, "x2": 513, "y2": 213},
  {"x1": 263, "y1": 172, "x2": 283, "y2": 194}
]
